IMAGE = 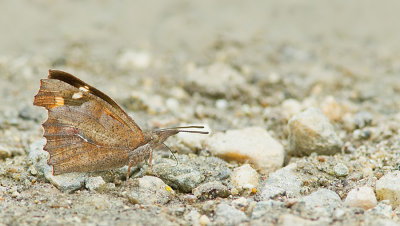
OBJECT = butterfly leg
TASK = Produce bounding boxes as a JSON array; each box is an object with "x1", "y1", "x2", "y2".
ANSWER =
[{"x1": 127, "y1": 144, "x2": 152, "y2": 179}]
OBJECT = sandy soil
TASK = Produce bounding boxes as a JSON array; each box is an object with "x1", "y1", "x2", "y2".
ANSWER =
[{"x1": 1, "y1": 1, "x2": 400, "y2": 225}]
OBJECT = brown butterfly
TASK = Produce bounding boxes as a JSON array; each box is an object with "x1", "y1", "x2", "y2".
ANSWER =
[{"x1": 33, "y1": 69, "x2": 208, "y2": 179}]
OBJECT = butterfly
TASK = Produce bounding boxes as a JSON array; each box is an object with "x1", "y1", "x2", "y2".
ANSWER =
[{"x1": 33, "y1": 69, "x2": 208, "y2": 179}]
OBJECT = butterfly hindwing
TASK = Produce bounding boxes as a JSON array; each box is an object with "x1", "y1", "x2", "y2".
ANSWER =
[{"x1": 33, "y1": 70, "x2": 144, "y2": 174}]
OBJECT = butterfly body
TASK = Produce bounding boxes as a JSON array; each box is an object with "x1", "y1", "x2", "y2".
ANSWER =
[{"x1": 34, "y1": 70, "x2": 207, "y2": 178}]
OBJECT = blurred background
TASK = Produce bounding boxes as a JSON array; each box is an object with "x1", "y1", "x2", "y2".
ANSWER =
[
  {"x1": 0, "y1": 0, "x2": 399, "y2": 134},
  {"x1": 1, "y1": 0, "x2": 400, "y2": 147}
]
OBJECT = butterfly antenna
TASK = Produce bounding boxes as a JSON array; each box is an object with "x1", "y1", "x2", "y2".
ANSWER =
[
  {"x1": 163, "y1": 142, "x2": 178, "y2": 166},
  {"x1": 156, "y1": 126, "x2": 209, "y2": 134}
]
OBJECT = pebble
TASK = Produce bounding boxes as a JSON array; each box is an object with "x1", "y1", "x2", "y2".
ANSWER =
[
  {"x1": 27, "y1": 139, "x2": 52, "y2": 178},
  {"x1": 251, "y1": 200, "x2": 286, "y2": 219},
  {"x1": 85, "y1": 176, "x2": 106, "y2": 192},
  {"x1": 11, "y1": 191, "x2": 20, "y2": 198},
  {"x1": 193, "y1": 181, "x2": 230, "y2": 200},
  {"x1": 277, "y1": 214, "x2": 320, "y2": 226},
  {"x1": 199, "y1": 215, "x2": 211, "y2": 226},
  {"x1": 297, "y1": 188, "x2": 342, "y2": 217},
  {"x1": 184, "y1": 210, "x2": 201, "y2": 225},
  {"x1": 205, "y1": 127, "x2": 284, "y2": 173},
  {"x1": 344, "y1": 186, "x2": 377, "y2": 210},
  {"x1": 231, "y1": 164, "x2": 259, "y2": 192},
  {"x1": 368, "y1": 201, "x2": 393, "y2": 218},
  {"x1": 333, "y1": 163, "x2": 349, "y2": 177},
  {"x1": 0, "y1": 145, "x2": 11, "y2": 159},
  {"x1": 46, "y1": 172, "x2": 88, "y2": 193},
  {"x1": 376, "y1": 171, "x2": 400, "y2": 207},
  {"x1": 354, "y1": 111, "x2": 373, "y2": 129},
  {"x1": 281, "y1": 99, "x2": 302, "y2": 120},
  {"x1": 117, "y1": 50, "x2": 151, "y2": 69},
  {"x1": 186, "y1": 62, "x2": 246, "y2": 97},
  {"x1": 259, "y1": 163, "x2": 302, "y2": 200},
  {"x1": 153, "y1": 161, "x2": 205, "y2": 193},
  {"x1": 216, "y1": 99, "x2": 228, "y2": 109},
  {"x1": 214, "y1": 203, "x2": 247, "y2": 225},
  {"x1": 125, "y1": 176, "x2": 174, "y2": 205},
  {"x1": 232, "y1": 197, "x2": 249, "y2": 209},
  {"x1": 288, "y1": 107, "x2": 343, "y2": 156}
]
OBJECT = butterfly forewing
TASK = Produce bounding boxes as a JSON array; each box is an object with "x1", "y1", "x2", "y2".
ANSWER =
[{"x1": 33, "y1": 70, "x2": 144, "y2": 174}]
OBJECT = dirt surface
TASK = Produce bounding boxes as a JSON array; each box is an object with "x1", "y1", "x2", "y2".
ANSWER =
[{"x1": 1, "y1": 1, "x2": 400, "y2": 225}]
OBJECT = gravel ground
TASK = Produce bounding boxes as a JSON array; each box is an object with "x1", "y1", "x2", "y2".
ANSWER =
[{"x1": 1, "y1": 1, "x2": 400, "y2": 225}]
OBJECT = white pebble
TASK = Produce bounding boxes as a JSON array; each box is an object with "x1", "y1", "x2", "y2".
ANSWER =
[{"x1": 345, "y1": 186, "x2": 377, "y2": 210}]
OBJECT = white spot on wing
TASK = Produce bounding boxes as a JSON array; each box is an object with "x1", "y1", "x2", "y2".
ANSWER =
[
  {"x1": 79, "y1": 86, "x2": 89, "y2": 92},
  {"x1": 72, "y1": 92, "x2": 83, "y2": 99}
]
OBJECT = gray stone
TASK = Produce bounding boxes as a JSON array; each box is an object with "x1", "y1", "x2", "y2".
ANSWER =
[
  {"x1": 186, "y1": 62, "x2": 246, "y2": 97},
  {"x1": 259, "y1": 164, "x2": 302, "y2": 200},
  {"x1": 46, "y1": 172, "x2": 88, "y2": 193},
  {"x1": 27, "y1": 139, "x2": 52, "y2": 178},
  {"x1": 333, "y1": 163, "x2": 349, "y2": 177},
  {"x1": 277, "y1": 214, "x2": 320, "y2": 226},
  {"x1": 288, "y1": 107, "x2": 343, "y2": 156},
  {"x1": 368, "y1": 202, "x2": 393, "y2": 218},
  {"x1": 215, "y1": 203, "x2": 247, "y2": 226},
  {"x1": 153, "y1": 162, "x2": 205, "y2": 193},
  {"x1": 193, "y1": 181, "x2": 230, "y2": 200},
  {"x1": 251, "y1": 200, "x2": 285, "y2": 219},
  {"x1": 301, "y1": 188, "x2": 342, "y2": 209},
  {"x1": 125, "y1": 176, "x2": 174, "y2": 205},
  {"x1": 205, "y1": 127, "x2": 284, "y2": 173},
  {"x1": 85, "y1": 176, "x2": 106, "y2": 191}
]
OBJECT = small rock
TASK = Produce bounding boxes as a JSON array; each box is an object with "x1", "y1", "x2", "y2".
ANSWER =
[
  {"x1": 300, "y1": 188, "x2": 342, "y2": 210},
  {"x1": 251, "y1": 200, "x2": 286, "y2": 219},
  {"x1": 117, "y1": 50, "x2": 151, "y2": 69},
  {"x1": 333, "y1": 163, "x2": 349, "y2": 177},
  {"x1": 288, "y1": 107, "x2": 343, "y2": 156},
  {"x1": 186, "y1": 62, "x2": 246, "y2": 97},
  {"x1": 205, "y1": 127, "x2": 284, "y2": 173},
  {"x1": 232, "y1": 197, "x2": 249, "y2": 209},
  {"x1": 259, "y1": 164, "x2": 302, "y2": 200},
  {"x1": 184, "y1": 210, "x2": 201, "y2": 225},
  {"x1": 193, "y1": 181, "x2": 230, "y2": 200},
  {"x1": 216, "y1": 99, "x2": 228, "y2": 109},
  {"x1": 215, "y1": 203, "x2": 247, "y2": 226},
  {"x1": 153, "y1": 162, "x2": 205, "y2": 193},
  {"x1": 376, "y1": 171, "x2": 400, "y2": 207},
  {"x1": 0, "y1": 145, "x2": 11, "y2": 159},
  {"x1": 281, "y1": 99, "x2": 302, "y2": 120},
  {"x1": 125, "y1": 176, "x2": 174, "y2": 205},
  {"x1": 344, "y1": 186, "x2": 377, "y2": 210},
  {"x1": 199, "y1": 215, "x2": 211, "y2": 226},
  {"x1": 277, "y1": 214, "x2": 320, "y2": 226},
  {"x1": 368, "y1": 202, "x2": 393, "y2": 218},
  {"x1": 46, "y1": 172, "x2": 88, "y2": 193},
  {"x1": 85, "y1": 176, "x2": 106, "y2": 192},
  {"x1": 354, "y1": 111, "x2": 373, "y2": 129},
  {"x1": 11, "y1": 191, "x2": 20, "y2": 198},
  {"x1": 231, "y1": 164, "x2": 259, "y2": 192},
  {"x1": 27, "y1": 139, "x2": 52, "y2": 177}
]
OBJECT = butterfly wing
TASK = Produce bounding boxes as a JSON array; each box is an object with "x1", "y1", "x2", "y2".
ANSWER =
[{"x1": 33, "y1": 70, "x2": 144, "y2": 174}]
